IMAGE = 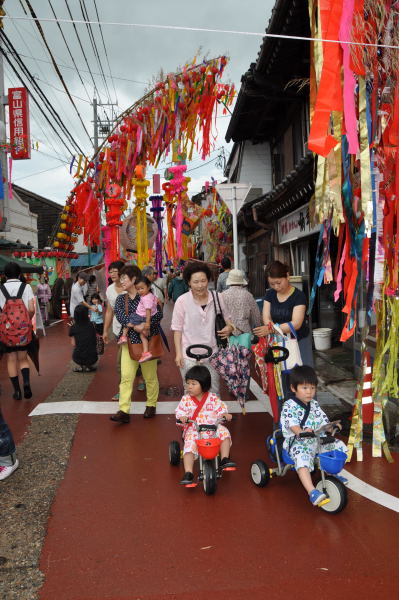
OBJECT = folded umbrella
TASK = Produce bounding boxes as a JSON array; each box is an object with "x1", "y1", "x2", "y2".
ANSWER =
[{"x1": 209, "y1": 344, "x2": 251, "y2": 411}]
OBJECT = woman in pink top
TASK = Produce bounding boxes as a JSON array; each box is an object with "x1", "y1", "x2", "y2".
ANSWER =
[
  {"x1": 118, "y1": 276, "x2": 158, "y2": 363},
  {"x1": 171, "y1": 263, "x2": 234, "y2": 394}
]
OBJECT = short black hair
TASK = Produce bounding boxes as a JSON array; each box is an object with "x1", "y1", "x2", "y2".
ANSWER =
[
  {"x1": 4, "y1": 261, "x2": 21, "y2": 279},
  {"x1": 135, "y1": 275, "x2": 151, "y2": 288},
  {"x1": 88, "y1": 274, "x2": 96, "y2": 284},
  {"x1": 221, "y1": 256, "x2": 231, "y2": 270},
  {"x1": 74, "y1": 304, "x2": 90, "y2": 324},
  {"x1": 108, "y1": 260, "x2": 125, "y2": 273},
  {"x1": 289, "y1": 365, "x2": 318, "y2": 390},
  {"x1": 183, "y1": 262, "x2": 211, "y2": 285},
  {"x1": 119, "y1": 265, "x2": 142, "y2": 282},
  {"x1": 91, "y1": 293, "x2": 101, "y2": 302},
  {"x1": 185, "y1": 365, "x2": 212, "y2": 393}
]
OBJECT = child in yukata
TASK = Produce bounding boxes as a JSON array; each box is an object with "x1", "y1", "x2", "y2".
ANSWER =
[
  {"x1": 175, "y1": 365, "x2": 236, "y2": 485},
  {"x1": 281, "y1": 365, "x2": 348, "y2": 507},
  {"x1": 118, "y1": 276, "x2": 158, "y2": 363}
]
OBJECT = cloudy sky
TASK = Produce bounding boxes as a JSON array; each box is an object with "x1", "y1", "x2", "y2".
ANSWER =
[{"x1": 4, "y1": 0, "x2": 275, "y2": 205}]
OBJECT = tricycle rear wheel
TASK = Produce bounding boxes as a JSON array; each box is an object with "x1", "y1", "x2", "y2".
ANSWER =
[
  {"x1": 316, "y1": 475, "x2": 347, "y2": 513},
  {"x1": 250, "y1": 460, "x2": 270, "y2": 487}
]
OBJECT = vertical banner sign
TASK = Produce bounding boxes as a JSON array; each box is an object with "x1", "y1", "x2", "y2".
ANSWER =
[{"x1": 8, "y1": 87, "x2": 31, "y2": 160}]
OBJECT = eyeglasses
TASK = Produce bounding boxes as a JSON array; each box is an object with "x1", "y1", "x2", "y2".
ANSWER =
[{"x1": 109, "y1": 269, "x2": 119, "y2": 274}]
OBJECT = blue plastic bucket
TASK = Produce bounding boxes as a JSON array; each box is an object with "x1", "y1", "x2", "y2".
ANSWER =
[{"x1": 319, "y1": 450, "x2": 347, "y2": 474}]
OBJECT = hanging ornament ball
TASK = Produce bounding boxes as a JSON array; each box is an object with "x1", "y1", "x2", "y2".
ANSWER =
[
  {"x1": 106, "y1": 183, "x2": 121, "y2": 198},
  {"x1": 120, "y1": 213, "x2": 158, "y2": 253}
]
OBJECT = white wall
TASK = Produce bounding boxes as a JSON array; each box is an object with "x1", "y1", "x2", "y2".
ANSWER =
[
  {"x1": 1, "y1": 190, "x2": 38, "y2": 247},
  {"x1": 238, "y1": 141, "x2": 272, "y2": 194}
]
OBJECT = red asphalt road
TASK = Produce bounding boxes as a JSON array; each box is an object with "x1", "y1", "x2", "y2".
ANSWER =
[{"x1": 4, "y1": 312, "x2": 399, "y2": 599}]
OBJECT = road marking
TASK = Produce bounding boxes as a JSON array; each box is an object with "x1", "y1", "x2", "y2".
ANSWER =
[
  {"x1": 341, "y1": 469, "x2": 399, "y2": 513},
  {"x1": 29, "y1": 399, "x2": 268, "y2": 416}
]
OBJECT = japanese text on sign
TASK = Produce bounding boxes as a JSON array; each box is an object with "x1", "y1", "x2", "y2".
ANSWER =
[
  {"x1": 8, "y1": 88, "x2": 31, "y2": 160},
  {"x1": 278, "y1": 204, "x2": 320, "y2": 244}
]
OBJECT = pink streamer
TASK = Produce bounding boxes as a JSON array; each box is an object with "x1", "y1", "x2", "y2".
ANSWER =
[
  {"x1": 334, "y1": 239, "x2": 347, "y2": 301},
  {"x1": 339, "y1": 0, "x2": 359, "y2": 154}
]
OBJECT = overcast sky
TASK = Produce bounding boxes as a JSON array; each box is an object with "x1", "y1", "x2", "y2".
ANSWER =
[{"x1": 4, "y1": 0, "x2": 275, "y2": 204}]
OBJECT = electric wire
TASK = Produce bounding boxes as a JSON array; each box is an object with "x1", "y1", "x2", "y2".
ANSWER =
[
  {"x1": 78, "y1": 0, "x2": 112, "y2": 104},
  {"x1": 93, "y1": 0, "x2": 118, "y2": 104},
  {"x1": 1, "y1": 45, "x2": 79, "y2": 157},
  {"x1": 21, "y1": 1, "x2": 93, "y2": 145},
  {"x1": 14, "y1": 163, "x2": 69, "y2": 182},
  {"x1": 1, "y1": 31, "x2": 86, "y2": 155},
  {"x1": 6, "y1": 16, "x2": 91, "y2": 153},
  {"x1": 46, "y1": 0, "x2": 93, "y2": 103},
  {"x1": 64, "y1": 0, "x2": 102, "y2": 101}
]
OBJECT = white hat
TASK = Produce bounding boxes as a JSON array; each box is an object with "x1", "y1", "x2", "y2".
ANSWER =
[{"x1": 226, "y1": 269, "x2": 248, "y2": 286}]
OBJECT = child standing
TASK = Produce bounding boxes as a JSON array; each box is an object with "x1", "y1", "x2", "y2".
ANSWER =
[
  {"x1": 175, "y1": 365, "x2": 236, "y2": 485},
  {"x1": 281, "y1": 365, "x2": 348, "y2": 507},
  {"x1": 68, "y1": 305, "x2": 98, "y2": 372},
  {"x1": 118, "y1": 276, "x2": 158, "y2": 363},
  {"x1": 89, "y1": 293, "x2": 104, "y2": 335}
]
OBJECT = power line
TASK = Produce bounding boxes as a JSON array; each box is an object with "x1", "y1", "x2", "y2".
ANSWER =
[
  {"x1": 21, "y1": 1, "x2": 93, "y2": 145},
  {"x1": 4, "y1": 15, "x2": 399, "y2": 50},
  {"x1": 93, "y1": 0, "x2": 118, "y2": 104},
  {"x1": 14, "y1": 163, "x2": 69, "y2": 182},
  {"x1": 46, "y1": 0, "x2": 93, "y2": 103},
  {"x1": 2, "y1": 31, "x2": 86, "y2": 154}
]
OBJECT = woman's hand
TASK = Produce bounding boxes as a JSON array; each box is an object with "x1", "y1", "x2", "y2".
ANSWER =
[
  {"x1": 217, "y1": 324, "x2": 233, "y2": 339},
  {"x1": 179, "y1": 416, "x2": 188, "y2": 423},
  {"x1": 175, "y1": 352, "x2": 184, "y2": 368},
  {"x1": 223, "y1": 413, "x2": 233, "y2": 422},
  {"x1": 253, "y1": 322, "x2": 273, "y2": 337}
]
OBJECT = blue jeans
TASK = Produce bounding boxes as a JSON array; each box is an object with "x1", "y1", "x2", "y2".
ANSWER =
[{"x1": 0, "y1": 410, "x2": 17, "y2": 467}]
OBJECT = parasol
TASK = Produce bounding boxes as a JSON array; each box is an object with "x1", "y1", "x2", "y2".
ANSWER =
[
  {"x1": 28, "y1": 332, "x2": 40, "y2": 374},
  {"x1": 252, "y1": 336, "x2": 288, "y2": 423},
  {"x1": 209, "y1": 344, "x2": 251, "y2": 411}
]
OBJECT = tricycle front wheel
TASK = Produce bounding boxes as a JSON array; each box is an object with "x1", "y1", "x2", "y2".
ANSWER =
[
  {"x1": 316, "y1": 475, "x2": 347, "y2": 514},
  {"x1": 203, "y1": 460, "x2": 217, "y2": 495},
  {"x1": 250, "y1": 460, "x2": 270, "y2": 487},
  {"x1": 168, "y1": 441, "x2": 181, "y2": 466}
]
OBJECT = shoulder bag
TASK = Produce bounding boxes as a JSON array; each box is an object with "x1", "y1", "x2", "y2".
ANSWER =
[
  {"x1": 273, "y1": 322, "x2": 302, "y2": 372},
  {"x1": 124, "y1": 294, "x2": 164, "y2": 362},
  {"x1": 211, "y1": 291, "x2": 228, "y2": 348}
]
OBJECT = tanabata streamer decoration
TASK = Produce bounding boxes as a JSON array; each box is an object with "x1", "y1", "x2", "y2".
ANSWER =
[
  {"x1": 53, "y1": 56, "x2": 234, "y2": 259},
  {"x1": 131, "y1": 166, "x2": 150, "y2": 268},
  {"x1": 150, "y1": 195, "x2": 164, "y2": 276},
  {"x1": 307, "y1": 0, "x2": 399, "y2": 461}
]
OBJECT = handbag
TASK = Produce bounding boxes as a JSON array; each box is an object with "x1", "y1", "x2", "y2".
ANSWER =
[
  {"x1": 211, "y1": 291, "x2": 227, "y2": 348},
  {"x1": 229, "y1": 332, "x2": 252, "y2": 350},
  {"x1": 124, "y1": 294, "x2": 164, "y2": 362},
  {"x1": 272, "y1": 322, "x2": 302, "y2": 372}
]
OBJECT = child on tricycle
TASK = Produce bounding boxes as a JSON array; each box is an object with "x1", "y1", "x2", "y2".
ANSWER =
[
  {"x1": 281, "y1": 365, "x2": 348, "y2": 507},
  {"x1": 175, "y1": 365, "x2": 236, "y2": 485}
]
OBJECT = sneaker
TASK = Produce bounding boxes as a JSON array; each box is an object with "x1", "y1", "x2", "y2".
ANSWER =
[
  {"x1": 143, "y1": 406, "x2": 156, "y2": 419},
  {"x1": 138, "y1": 351, "x2": 153, "y2": 363},
  {"x1": 309, "y1": 489, "x2": 328, "y2": 506},
  {"x1": 110, "y1": 410, "x2": 130, "y2": 424},
  {"x1": 220, "y1": 457, "x2": 237, "y2": 469},
  {"x1": 180, "y1": 472, "x2": 194, "y2": 485},
  {"x1": 0, "y1": 459, "x2": 19, "y2": 481}
]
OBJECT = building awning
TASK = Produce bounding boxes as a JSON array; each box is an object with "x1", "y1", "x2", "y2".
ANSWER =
[
  {"x1": 70, "y1": 252, "x2": 103, "y2": 267},
  {"x1": 0, "y1": 254, "x2": 43, "y2": 274}
]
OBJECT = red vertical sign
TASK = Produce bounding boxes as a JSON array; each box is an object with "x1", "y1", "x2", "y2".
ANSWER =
[{"x1": 8, "y1": 87, "x2": 31, "y2": 160}]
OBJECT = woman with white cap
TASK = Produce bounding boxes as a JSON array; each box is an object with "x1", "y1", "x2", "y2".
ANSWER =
[{"x1": 221, "y1": 269, "x2": 261, "y2": 349}]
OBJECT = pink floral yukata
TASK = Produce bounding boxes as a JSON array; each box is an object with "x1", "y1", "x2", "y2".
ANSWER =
[{"x1": 175, "y1": 392, "x2": 232, "y2": 458}]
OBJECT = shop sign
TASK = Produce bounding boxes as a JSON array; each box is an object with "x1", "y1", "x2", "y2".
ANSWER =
[
  {"x1": 8, "y1": 87, "x2": 31, "y2": 160},
  {"x1": 278, "y1": 204, "x2": 320, "y2": 244}
]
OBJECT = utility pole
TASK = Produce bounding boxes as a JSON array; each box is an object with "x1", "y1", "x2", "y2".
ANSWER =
[
  {"x1": 91, "y1": 97, "x2": 118, "y2": 153},
  {"x1": 0, "y1": 0, "x2": 10, "y2": 232}
]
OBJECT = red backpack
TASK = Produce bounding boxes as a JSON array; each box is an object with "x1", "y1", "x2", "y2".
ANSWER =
[{"x1": 0, "y1": 283, "x2": 33, "y2": 347}]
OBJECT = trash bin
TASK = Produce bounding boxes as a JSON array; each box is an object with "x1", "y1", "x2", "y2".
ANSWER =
[{"x1": 312, "y1": 328, "x2": 332, "y2": 350}]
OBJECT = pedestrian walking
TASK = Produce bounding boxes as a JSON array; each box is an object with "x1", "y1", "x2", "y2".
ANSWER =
[
  {"x1": 222, "y1": 269, "x2": 261, "y2": 349},
  {"x1": 216, "y1": 256, "x2": 232, "y2": 293},
  {"x1": 86, "y1": 274, "x2": 99, "y2": 303},
  {"x1": 171, "y1": 262, "x2": 234, "y2": 395},
  {"x1": 110, "y1": 265, "x2": 163, "y2": 422},
  {"x1": 0, "y1": 408, "x2": 19, "y2": 481},
  {"x1": 168, "y1": 270, "x2": 189, "y2": 302},
  {"x1": 68, "y1": 305, "x2": 98, "y2": 372},
  {"x1": 0, "y1": 262, "x2": 35, "y2": 400},
  {"x1": 142, "y1": 265, "x2": 168, "y2": 306},
  {"x1": 36, "y1": 276, "x2": 52, "y2": 325}
]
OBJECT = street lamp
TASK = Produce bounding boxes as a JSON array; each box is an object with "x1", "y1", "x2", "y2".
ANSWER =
[{"x1": 215, "y1": 183, "x2": 252, "y2": 268}]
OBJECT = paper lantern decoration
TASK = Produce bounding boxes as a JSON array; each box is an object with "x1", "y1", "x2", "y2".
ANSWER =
[{"x1": 120, "y1": 213, "x2": 158, "y2": 255}]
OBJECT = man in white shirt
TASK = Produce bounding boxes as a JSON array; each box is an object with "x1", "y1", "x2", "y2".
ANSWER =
[
  {"x1": 142, "y1": 265, "x2": 168, "y2": 306},
  {"x1": 69, "y1": 272, "x2": 90, "y2": 318}
]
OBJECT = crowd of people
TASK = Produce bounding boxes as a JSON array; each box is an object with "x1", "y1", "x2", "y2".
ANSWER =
[{"x1": 0, "y1": 257, "x2": 348, "y2": 506}]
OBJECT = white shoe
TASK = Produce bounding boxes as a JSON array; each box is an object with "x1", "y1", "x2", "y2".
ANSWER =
[{"x1": 0, "y1": 459, "x2": 19, "y2": 481}]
